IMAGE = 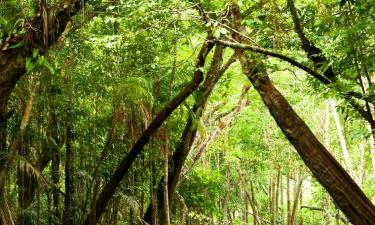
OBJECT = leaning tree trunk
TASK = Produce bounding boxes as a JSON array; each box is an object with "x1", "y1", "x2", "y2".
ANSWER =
[
  {"x1": 238, "y1": 51, "x2": 375, "y2": 224},
  {"x1": 230, "y1": 3, "x2": 375, "y2": 224}
]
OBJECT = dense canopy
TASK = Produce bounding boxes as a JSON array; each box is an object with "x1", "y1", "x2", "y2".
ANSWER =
[{"x1": 0, "y1": 0, "x2": 375, "y2": 224}]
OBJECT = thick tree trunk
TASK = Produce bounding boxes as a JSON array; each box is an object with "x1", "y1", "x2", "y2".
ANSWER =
[
  {"x1": 83, "y1": 37, "x2": 214, "y2": 225},
  {"x1": 238, "y1": 54, "x2": 375, "y2": 224},
  {"x1": 239, "y1": 53, "x2": 375, "y2": 224},
  {"x1": 230, "y1": 4, "x2": 375, "y2": 224}
]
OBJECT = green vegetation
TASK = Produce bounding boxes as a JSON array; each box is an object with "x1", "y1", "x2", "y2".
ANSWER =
[{"x1": 0, "y1": 0, "x2": 375, "y2": 224}]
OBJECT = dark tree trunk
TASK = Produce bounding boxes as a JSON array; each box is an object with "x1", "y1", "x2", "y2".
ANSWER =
[
  {"x1": 63, "y1": 118, "x2": 74, "y2": 225},
  {"x1": 49, "y1": 86, "x2": 61, "y2": 224},
  {"x1": 63, "y1": 86, "x2": 75, "y2": 225}
]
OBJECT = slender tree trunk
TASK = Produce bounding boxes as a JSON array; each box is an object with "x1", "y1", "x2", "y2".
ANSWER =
[
  {"x1": 290, "y1": 167, "x2": 303, "y2": 225},
  {"x1": 358, "y1": 140, "x2": 365, "y2": 188},
  {"x1": 275, "y1": 167, "x2": 281, "y2": 225},
  {"x1": 367, "y1": 124, "x2": 375, "y2": 177},
  {"x1": 269, "y1": 170, "x2": 276, "y2": 225},
  {"x1": 330, "y1": 100, "x2": 356, "y2": 179},
  {"x1": 161, "y1": 130, "x2": 170, "y2": 225},
  {"x1": 63, "y1": 84, "x2": 75, "y2": 225},
  {"x1": 0, "y1": 113, "x2": 7, "y2": 171},
  {"x1": 323, "y1": 102, "x2": 332, "y2": 224},
  {"x1": 49, "y1": 85, "x2": 61, "y2": 224},
  {"x1": 230, "y1": 4, "x2": 375, "y2": 224},
  {"x1": 280, "y1": 172, "x2": 285, "y2": 225},
  {"x1": 238, "y1": 170, "x2": 261, "y2": 225},
  {"x1": 287, "y1": 172, "x2": 291, "y2": 225}
]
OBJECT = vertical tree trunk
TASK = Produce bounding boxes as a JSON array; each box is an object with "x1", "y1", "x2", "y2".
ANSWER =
[
  {"x1": 287, "y1": 172, "x2": 291, "y2": 225},
  {"x1": 49, "y1": 85, "x2": 60, "y2": 224},
  {"x1": 275, "y1": 167, "x2": 281, "y2": 225},
  {"x1": 323, "y1": 102, "x2": 332, "y2": 224},
  {"x1": 358, "y1": 141, "x2": 365, "y2": 188},
  {"x1": 330, "y1": 100, "x2": 356, "y2": 179},
  {"x1": 290, "y1": 167, "x2": 303, "y2": 225},
  {"x1": 0, "y1": 113, "x2": 7, "y2": 171},
  {"x1": 280, "y1": 173, "x2": 285, "y2": 225},
  {"x1": 269, "y1": 171, "x2": 276, "y2": 225},
  {"x1": 161, "y1": 131, "x2": 170, "y2": 225},
  {"x1": 367, "y1": 124, "x2": 375, "y2": 177},
  {"x1": 63, "y1": 81, "x2": 75, "y2": 225},
  {"x1": 238, "y1": 170, "x2": 261, "y2": 225}
]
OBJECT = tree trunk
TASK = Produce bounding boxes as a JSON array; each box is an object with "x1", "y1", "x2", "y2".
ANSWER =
[
  {"x1": 63, "y1": 85, "x2": 75, "y2": 225},
  {"x1": 49, "y1": 85, "x2": 61, "y2": 224},
  {"x1": 238, "y1": 169, "x2": 261, "y2": 225},
  {"x1": 290, "y1": 167, "x2": 303, "y2": 225},
  {"x1": 161, "y1": 130, "x2": 170, "y2": 225},
  {"x1": 367, "y1": 124, "x2": 375, "y2": 177},
  {"x1": 230, "y1": 4, "x2": 375, "y2": 224}
]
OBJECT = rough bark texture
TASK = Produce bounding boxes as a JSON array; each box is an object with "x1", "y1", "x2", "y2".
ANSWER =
[
  {"x1": 83, "y1": 37, "x2": 214, "y2": 225},
  {"x1": 230, "y1": 3, "x2": 375, "y2": 225}
]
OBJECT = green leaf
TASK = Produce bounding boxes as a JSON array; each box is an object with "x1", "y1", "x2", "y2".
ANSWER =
[
  {"x1": 8, "y1": 41, "x2": 24, "y2": 49},
  {"x1": 25, "y1": 58, "x2": 34, "y2": 72},
  {"x1": 213, "y1": 28, "x2": 221, "y2": 39}
]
